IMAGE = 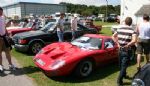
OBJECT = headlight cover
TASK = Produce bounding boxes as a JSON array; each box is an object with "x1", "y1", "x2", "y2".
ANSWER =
[
  {"x1": 132, "y1": 79, "x2": 145, "y2": 86},
  {"x1": 49, "y1": 59, "x2": 65, "y2": 70}
]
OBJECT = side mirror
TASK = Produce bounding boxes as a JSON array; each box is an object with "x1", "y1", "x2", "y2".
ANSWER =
[{"x1": 104, "y1": 43, "x2": 109, "y2": 49}]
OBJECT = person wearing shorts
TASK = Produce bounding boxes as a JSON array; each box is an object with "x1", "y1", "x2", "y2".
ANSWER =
[
  {"x1": 0, "y1": 7, "x2": 16, "y2": 73},
  {"x1": 136, "y1": 14, "x2": 150, "y2": 71}
]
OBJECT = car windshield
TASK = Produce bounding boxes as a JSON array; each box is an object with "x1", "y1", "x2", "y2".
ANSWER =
[
  {"x1": 40, "y1": 22, "x2": 56, "y2": 32},
  {"x1": 24, "y1": 22, "x2": 33, "y2": 28},
  {"x1": 71, "y1": 36, "x2": 102, "y2": 50}
]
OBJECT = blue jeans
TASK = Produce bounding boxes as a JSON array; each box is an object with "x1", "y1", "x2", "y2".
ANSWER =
[
  {"x1": 72, "y1": 31, "x2": 76, "y2": 40},
  {"x1": 57, "y1": 31, "x2": 64, "y2": 42},
  {"x1": 117, "y1": 47, "x2": 132, "y2": 83}
]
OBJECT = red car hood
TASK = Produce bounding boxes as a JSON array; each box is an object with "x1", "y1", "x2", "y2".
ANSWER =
[{"x1": 36, "y1": 42, "x2": 93, "y2": 59}]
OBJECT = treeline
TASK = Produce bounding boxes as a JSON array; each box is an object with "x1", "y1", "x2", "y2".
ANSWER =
[{"x1": 60, "y1": 2, "x2": 120, "y2": 16}]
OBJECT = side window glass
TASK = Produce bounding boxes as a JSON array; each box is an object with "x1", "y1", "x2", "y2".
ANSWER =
[{"x1": 104, "y1": 39, "x2": 114, "y2": 48}]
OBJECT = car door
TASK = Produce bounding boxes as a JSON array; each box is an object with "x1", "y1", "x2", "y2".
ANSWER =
[
  {"x1": 103, "y1": 38, "x2": 117, "y2": 60},
  {"x1": 63, "y1": 23, "x2": 72, "y2": 41}
]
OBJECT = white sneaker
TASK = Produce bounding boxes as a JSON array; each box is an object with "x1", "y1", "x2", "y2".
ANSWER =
[
  {"x1": 9, "y1": 64, "x2": 16, "y2": 70},
  {"x1": 0, "y1": 65, "x2": 4, "y2": 72}
]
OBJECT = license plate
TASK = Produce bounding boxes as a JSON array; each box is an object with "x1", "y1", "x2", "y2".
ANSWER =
[{"x1": 36, "y1": 59, "x2": 45, "y2": 66}]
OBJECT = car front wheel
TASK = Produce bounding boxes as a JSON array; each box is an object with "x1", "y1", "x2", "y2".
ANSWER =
[
  {"x1": 29, "y1": 42, "x2": 43, "y2": 54},
  {"x1": 74, "y1": 58, "x2": 94, "y2": 78}
]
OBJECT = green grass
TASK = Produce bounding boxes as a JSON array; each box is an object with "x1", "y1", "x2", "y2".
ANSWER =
[
  {"x1": 11, "y1": 21, "x2": 146, "y2": 86},
  {"x1": 94, "y1": 21, "x2": 118, "y2": 26}
]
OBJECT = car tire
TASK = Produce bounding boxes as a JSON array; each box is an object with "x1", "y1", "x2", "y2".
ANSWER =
[
  {"x1": 74, "y1": 58, "x2": 95, "y2": 78},
  {"x1": 29, "y1": 41, "x2": 44, "y2": 54}
]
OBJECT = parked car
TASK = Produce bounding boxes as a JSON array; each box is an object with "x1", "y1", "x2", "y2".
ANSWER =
[
  {"x1": 132, "y1": 63, "x2": 150, "y2": 86},
  {"x1": 7, "y1": 21, "x2": 37, "y2": 36},
  {"x1": 12, "y1": 22, "x2": 98, "y2": 54},
  {"x1": 33, "y1": 34, "x2": 119, "y2": 78},
  {"x1": 107, "y1": 14, "x2": 118, "y2": 22},
  {"x1": 84, "y1": 19, "x2": 102, "y2": 33},
  {"x1": 7, "y1": 19, "x2": 56, "y2": 36}
]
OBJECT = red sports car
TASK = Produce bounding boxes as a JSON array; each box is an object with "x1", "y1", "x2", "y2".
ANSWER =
[
  {"x1": 7, "y1": 22, "x2": 36, "y2": 36},
  {"x1": 33, "y1": 34, "x2": 119, "y2": 78}
]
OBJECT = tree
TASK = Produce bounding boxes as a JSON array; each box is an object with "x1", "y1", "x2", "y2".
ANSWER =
[{"x1": 59, "y1": 2, "x2": 120, "y2": 15}]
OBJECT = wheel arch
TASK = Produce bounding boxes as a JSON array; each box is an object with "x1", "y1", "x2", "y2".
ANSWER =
[{"x1": 28, "y1": 39, "x2": 45, "y2": 46}]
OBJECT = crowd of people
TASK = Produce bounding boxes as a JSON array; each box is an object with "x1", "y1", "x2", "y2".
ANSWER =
[{"x1": 112, "y1": 14, "x2": 150, "y2": 86}]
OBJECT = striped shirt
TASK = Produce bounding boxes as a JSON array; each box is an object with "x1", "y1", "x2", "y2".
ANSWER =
[{"x1": 116, "y1": 25, "x2": 136, "y2": 46}]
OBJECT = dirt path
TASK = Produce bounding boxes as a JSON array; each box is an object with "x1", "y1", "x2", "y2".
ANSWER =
[{"x1": 0, "y1": 52, "x2": 36, "y2": 86}]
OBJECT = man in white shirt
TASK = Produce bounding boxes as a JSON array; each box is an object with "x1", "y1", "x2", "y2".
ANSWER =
[
  {"x1": 0, "y1": 7, "x2": 16, "y2": 73},
  {"x1": 71, "y1": 15, "x2": 78, "y2": 40},
  {"x1": 56, "y1": 13, "x2": 65, "y2": 42}
]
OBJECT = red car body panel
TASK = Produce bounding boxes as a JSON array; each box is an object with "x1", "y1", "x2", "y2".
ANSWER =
[
  {"x1": 7, "y1": 27, "x2": 32, "y2": 36},
  {"x1": 34, "y1": 34, "x2": 119, "y2": 77}
]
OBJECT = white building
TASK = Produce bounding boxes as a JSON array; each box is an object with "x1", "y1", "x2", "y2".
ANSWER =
[
  {"x1": 121, "y1": 0, "x2": 150, "y2": 25},
  {"x1": 2, "y1": 2, "x2": 67, "y2": 18}
]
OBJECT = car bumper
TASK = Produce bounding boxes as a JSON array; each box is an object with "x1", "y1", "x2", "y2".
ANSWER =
[{"x1": 14, "y1": 44, "x2": 29, "y2": 52}]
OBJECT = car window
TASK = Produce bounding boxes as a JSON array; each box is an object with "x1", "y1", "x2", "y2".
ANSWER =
[
  {"x1": 40, "y1": 22, "x2": 55, "y2": 32},
  {"x1": 104, "y1": 39, "x2": 115, "y2": 48},
  {"x1": 71, "y1": 36, "x2": 102, "y2": 50}
]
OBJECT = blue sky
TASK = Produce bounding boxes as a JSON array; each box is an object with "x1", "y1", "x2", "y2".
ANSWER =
[{"x1": 0, "y1": 0, "x2": 120, "y2": 6}]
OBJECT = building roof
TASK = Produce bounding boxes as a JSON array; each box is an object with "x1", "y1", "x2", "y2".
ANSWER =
[
  {"x1": 135, "y1": 5, "x2": 150, "y2": 16},
  {"x1": 2, "y1": 2, "x2": 65, "y2": 8}
]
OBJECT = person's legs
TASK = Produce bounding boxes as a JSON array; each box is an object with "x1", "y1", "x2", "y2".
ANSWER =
[
  {"x1": 0, "y1": 38, "x2": 3, "y2": 65},
  {"x1": 57, "y1": 31, "x2": 63, "y2": 42},
  {"x1": 136, "y1": 42, "x2": 143, "y2": 69},
  {"x1": 72, "y1": 31, "x2": 76, "y2": 40},
  {"x1": 0, "y1": 38, "x2": 4, "y2": 72},
  {"x1": 117, "y1": 49, "x2": 129, "y2": 85},
  {"x1": 60, "y1": 31, "x2": 64, "y2": 42},
  {"x1": 143, "y1": 42, "x2": 150, "y2": 63},
  {"x1": 137, "y1": 54, "x2": 142, "y2": 68},
  {"x1": 4, "y1": 48, "x2": 12, "y2": 65},
  {"x1": 4, "y1": 48, "x2": 16, "y2": 70}
]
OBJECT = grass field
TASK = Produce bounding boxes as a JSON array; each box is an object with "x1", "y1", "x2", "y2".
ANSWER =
[
  {"x1": 11, "y1": 22, "x2": 146, "y2": 86},
  {"x1": 94, "y1": 21, "x2": 118, "y2": 26}
]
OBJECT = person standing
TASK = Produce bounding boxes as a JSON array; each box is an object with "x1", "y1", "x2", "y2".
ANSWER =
[
  {"x1": 0, "y1": 7, "x2": 16, "y2": 73},
  {"x1": 71, "y1": 14, "x2": 78, "y2": 40},
  {"x1": 136, "y1": 14, "x2": 150, "y2": 70},
  {"x1": 112, "y1": 17, "x2": 137, "y2": 86},
  {"x1": 56, "y1": 13, "x2": 65, "y2": 42}
]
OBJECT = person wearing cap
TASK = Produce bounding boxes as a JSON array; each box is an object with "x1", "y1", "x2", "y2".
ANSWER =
[
  {"x1": 71, "y1": 14, "x2": 78, "y2": 40},
  {"x1": 56, "y1": 13, "x2": 65, "y2": 42}
]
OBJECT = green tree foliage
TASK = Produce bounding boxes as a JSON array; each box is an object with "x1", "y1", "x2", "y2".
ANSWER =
[{"x1": 60, "y1": 2, "x2": 120, "y2": 16}]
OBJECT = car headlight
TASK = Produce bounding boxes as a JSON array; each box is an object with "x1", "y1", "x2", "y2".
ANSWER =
[
  {"x1": 38, "y1": 49, "x2": 44, "y2": 54},
  {"x1": 49, "y1": 59, "x2": 65, "y2": 70},
  {"x1": 132, "y1": 79, "x2": 145, "y2": 86}
]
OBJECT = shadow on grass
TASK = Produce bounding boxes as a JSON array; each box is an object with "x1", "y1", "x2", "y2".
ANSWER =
[
  {"x1": 9, "y1": 66, "x2": 40, "y2": 76},
  {"x1": 50, "y1": 57, "x2": 139, "y2": 83},
  {"x1": 50, "y1": 62, "x2": 120, "y2": 83}
]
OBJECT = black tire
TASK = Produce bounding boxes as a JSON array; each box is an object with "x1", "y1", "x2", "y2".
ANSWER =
[
  {"x1": 74, "y1": 58, "x2": 95, "y2": 78},
  {"x1": 29, "y1": 41, "x2": 44, "y2": 54}
]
